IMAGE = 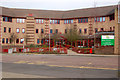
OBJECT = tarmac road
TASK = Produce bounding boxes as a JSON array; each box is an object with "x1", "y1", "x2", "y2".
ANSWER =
[{"x1": 1, "y1": 53, "x2": 119, "y2": 78}]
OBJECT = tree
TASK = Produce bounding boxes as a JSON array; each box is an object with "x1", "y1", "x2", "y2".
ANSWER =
[
  {"x1": 9, "y1": 32, "x2": 17, "y2": 47},
  {"x1": 37, "y1": 33, "x2": 46, "y2": 45},
  {"x1": 52, "y1": 32, "x2": 61, "y2": 47},
  {"x1": 65, "y1": 25, "x2": 80, "y2": 47}
]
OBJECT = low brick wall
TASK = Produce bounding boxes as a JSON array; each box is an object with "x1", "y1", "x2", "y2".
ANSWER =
[{"x1": 95, "y1": 46, "x2": 114, "y2": 55}]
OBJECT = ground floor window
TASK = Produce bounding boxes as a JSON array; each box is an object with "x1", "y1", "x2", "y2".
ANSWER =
[
  {"x1": 37, "y1": 39, "x2": 40, "y2": 44},
  {"x1": 6, "y1": 38, "x2": 8, "y2": 44},
  {"x1": 16, "y1": 39, "x2": 19, "y2": 43},
  {"x1": 2, "y1": 38, "x2": 5, "y2": 43}
]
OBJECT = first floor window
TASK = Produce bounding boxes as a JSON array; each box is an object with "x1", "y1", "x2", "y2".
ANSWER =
[
  {"x1": 16, "y1": 28, "x2": 20, "y2": 33},
  {"x1": 9, "y1": 28, "x2": 11, "y2": 33},
  {"x1": 6, "y1": 38, "x2": 8, "y2": 43},
  {"x1": 41, "y1": 29, "x2": 44, "y2": 33},
  {"x1": 4, "y1": 27, "x2": 6, "y2": 33},
  {"x1": 36, "y1": 29, "x2": 39, "y2": 33},
  {"x1": 2, "y1": 38, "x2": 5, "y2": 43},
  {"x1": 37, "y1": 39, "x2": 40, "y2": 44},
  {"x1": 22, "y1": 28, "x2": 25, "y2": 33},
  {"x1": 16, "y1": 39, "x2": 19, "y2": 43},
  {"x1": 20, "y1": 38, "x2": 24, "y2": 43},
  {"x1": 84, "y1": 29, "x2": 87, "y2": 34},
  {"x1": 79, "y1": 29, "x2": 82, "y2": 34},
  {"x1": 55, "y1": 29, "x2": 58, "y2": 33}
]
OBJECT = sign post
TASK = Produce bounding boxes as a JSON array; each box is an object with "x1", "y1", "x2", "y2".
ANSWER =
[{"x1": 101, "y1": 35, "x2": 114, "y2": 46}]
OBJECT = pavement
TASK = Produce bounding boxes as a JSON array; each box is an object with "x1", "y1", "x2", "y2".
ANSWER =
[{"x1": 2, "y1": 50, "x2": 119, "y2": 57}]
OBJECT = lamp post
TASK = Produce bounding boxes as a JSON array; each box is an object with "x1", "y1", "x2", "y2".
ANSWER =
[{"x1": 49, "y1": 18, "x2": 51, "y2": 52}]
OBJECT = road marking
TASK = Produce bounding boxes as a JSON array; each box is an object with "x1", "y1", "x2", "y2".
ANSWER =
[
  {"x1": 27, "y1": 63, "x2": 34, "y2": 64},
  {"x1": 35, "y1": 61, "x2": 48, "y2": 65},
  {"x1": 14, "y1": 61, "x2": 48, "y2": 65},
  {"x1": 14, "y1": 61, "x2": 28, "y2": 64},
  {"x1": 47, "y1": 65, "x2": 118, "y2": 70},
  {"x1": 13, "y1": 61, "x2": 117, "y2": 70}
]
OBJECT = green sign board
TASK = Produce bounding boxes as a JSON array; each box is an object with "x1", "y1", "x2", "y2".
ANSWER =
[{"x1": 101, "y1": 35, "x2": 114, "y2": 46}]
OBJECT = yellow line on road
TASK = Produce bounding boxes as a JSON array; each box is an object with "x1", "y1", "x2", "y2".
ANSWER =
[
  {"x1": 13, "y1": 61, "x2": 117, "y2": 70},
  {"x1": 47, "y1": 65, "x2": 118, "y2": 70}
]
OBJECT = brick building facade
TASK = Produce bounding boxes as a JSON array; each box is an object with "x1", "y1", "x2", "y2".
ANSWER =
[{"x1": 0, "y1": 5, "x2": 120, "y2": 54}]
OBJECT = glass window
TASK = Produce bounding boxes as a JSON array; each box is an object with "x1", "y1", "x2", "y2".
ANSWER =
[
  {"x1": 86, "y1": 18, "x2": 88, "y2": 22},
  {"x1": 95, "y1": 28, "x2": 98, "y2": 33},
  {"x1": 100, "y1": 17, "x2": 102, "y2": 22},
  {"x1": 17, "y1": 18, "x2": 25, "y2": 23},
  {"x1": 81, "y1": 19, "x2": 83, "y2": 23},
  {"x1": 4, "y1": 27, "x2": 6, "y2": 32},
  {"x1": 103, "y1": 17, "x2": 105, "y2": 22},
  {"x1": 16, "y1": 39, "x2": 19, "y2": 43},
  {"x1": 16, "y1": 28, "x2": 19, "y2": 33},
  {"x1": 56, "y1": 29, "x2": 58, "y2": 33},
  {"x1": 2, "y1": 38, "x2": 5, "y2": 43},
  {"x1": 5, "y1": 17, "x2": 8, "y2": 22},
  {"x1": 20, "y1": 38, "x2": 24, "y2": 43},
  {"x1": 22, "y1": 28, "x2": 25, "y2": 33},
  {"x1": 67, "y1": 20, "x2": 68, "y2": 24},
  {"x1": 9, "y1": 28, "x2": 11, "y2": 33},
  {"x1": 65, "y1": 29, "x2": 67, "y2": 34},
  {"x1": 71, "y1": 20, "x2": 73, "y2": 23},
  {"x1": 52, "y1": 20, "x2": 54, "y2": 24},
  {"x1": 101, "y1": 28, "x2": 104, "y2": 31},
  {"x1": 84, "y1": 29, "x2": 87, "y2": 34},
  {"x1": 41, "y1": 29, "x2": 44, "y2": 33},
  {"x1": 58, "y1": 20, "x2": 60, "y2": 24},
  {"x1": 6, "y1": 38, "x2": 8, "y2": 43},
  {"x1": 79, "y1": 29, "x2": 82, "y2": 33},
  {"x1": 37, "y1": 39, "x2": 40, "y2": 44},
  {"x1": 95, "y1": 18, "x2": 97, "y2": 22},
  {"x1": 97, "y1": 17, "x2": 100, "y2": 22},
  {"x1": 84, "y1": 19, "x2": 86, "y2": 23},
  {"x1": 36, "y1": 19, "x2": 39, "y2": 23},
  {"x1": 42, "y1": 20, "x2": 44, "y2": 23},
  {"x1": 55, "y1": 20, "x2": 57, "y2": 24},
  {"x1": 36, "y1": 29, "x2": 38, "y2": 33},
  {"x1": 50, "y1": 29, "x2": 53, "y2": 33}
]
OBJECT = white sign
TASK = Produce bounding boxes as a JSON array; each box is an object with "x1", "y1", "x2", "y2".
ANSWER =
[{"x1": 102, "y1": 35, "x2": 114, "y2": 39}]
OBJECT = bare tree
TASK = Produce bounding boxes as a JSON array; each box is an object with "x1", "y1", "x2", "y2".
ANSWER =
[
  {"x1": 65, "y1": 25, "x2": 80, "y2": 47},
  {"x1": 9, "y1": 32, "x2": 17, "y2": 47},
  {"x1": 37, "y1": 33, "x2": 45, "y2": 45}
]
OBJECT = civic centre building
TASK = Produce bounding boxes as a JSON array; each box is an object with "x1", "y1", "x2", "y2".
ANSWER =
[{"x1": 0, "y1": 5, "x2": 120, "y2": 54}]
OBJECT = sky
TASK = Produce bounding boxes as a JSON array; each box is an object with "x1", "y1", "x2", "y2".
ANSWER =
[{"x1": 0, "y1": 0, "x2": 120, "y2": 10}]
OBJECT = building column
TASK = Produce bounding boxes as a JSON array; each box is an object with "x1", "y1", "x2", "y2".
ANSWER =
[{"x1": 114, "y1": 8, "x2": 120, "y2": 54}]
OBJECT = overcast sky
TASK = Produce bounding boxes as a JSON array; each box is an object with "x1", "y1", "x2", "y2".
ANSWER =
[{"x1": 0, "y1": 0, "x2": 119, "y2": 10}]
